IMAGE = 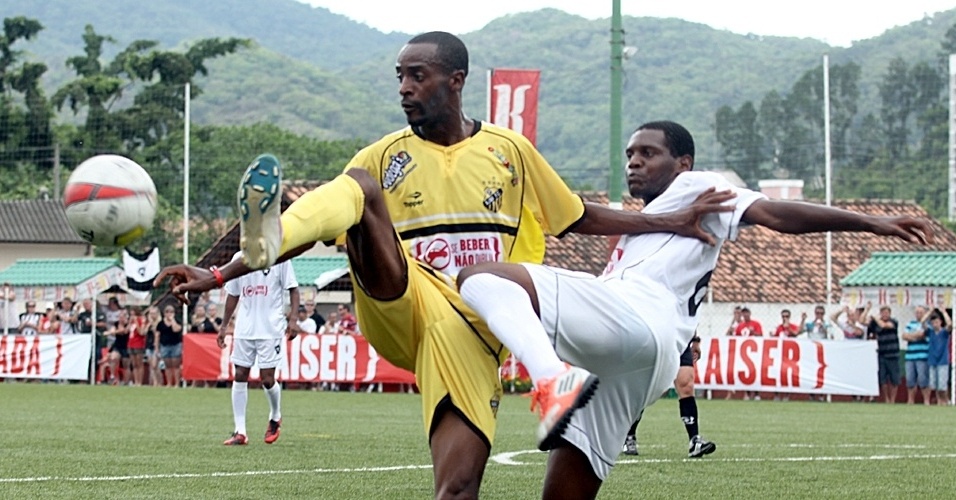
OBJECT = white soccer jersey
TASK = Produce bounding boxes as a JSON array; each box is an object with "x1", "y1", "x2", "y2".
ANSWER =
[
  {"x1": 224, "y1": 253, "x2": 298, "y2": 340},
  {"x1": 601, "y1": 171, "x2": 766, "y2": 352}
]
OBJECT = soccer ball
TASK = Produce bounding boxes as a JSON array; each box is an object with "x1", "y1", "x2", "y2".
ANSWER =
[{"x1": 63, "y1": 154, "x2": 158, "y2": 247}]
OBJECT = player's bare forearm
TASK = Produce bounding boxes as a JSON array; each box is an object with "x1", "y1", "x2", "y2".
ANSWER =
[
  {"x1": 575, "y1": 188, "x2": 734, "y2": 241},
  {"x1": 743, "y1": 199, "x2": 934, "y2": 244}
]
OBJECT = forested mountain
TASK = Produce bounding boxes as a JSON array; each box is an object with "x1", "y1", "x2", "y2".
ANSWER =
[{"x1": 9, "y1": 0, "x2": 956, "y2": 191}]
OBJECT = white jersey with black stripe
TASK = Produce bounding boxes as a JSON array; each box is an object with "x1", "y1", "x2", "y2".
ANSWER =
[{"x1": 600, "y1": 171, "x2": 766, "y2": 351}]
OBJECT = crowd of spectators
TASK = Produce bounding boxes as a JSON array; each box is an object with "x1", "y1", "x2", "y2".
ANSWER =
[
  {"x1": 2, "y1": 296, "x2": 362, "y2": 389},
  {"x1": 724, "y1": 303, "x2": 953, "y2": 404}
]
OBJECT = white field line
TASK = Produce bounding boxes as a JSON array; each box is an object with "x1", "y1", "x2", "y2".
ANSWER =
[
  {"x1": 621, "y1": 443, "x2": 929, "y2": 450},
  {"x1": 491, "y1": 449, "x2": 956, "y2": 466},
  {"x1": 3, "y1": 446, "x2": 954, "y2": 484},
  {"x1": 0, "y1": 465, "x2": 433, "y2": 484}
]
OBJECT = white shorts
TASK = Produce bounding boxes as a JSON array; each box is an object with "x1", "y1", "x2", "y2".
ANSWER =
[
  {"x1": 231, "y1": 338, "x2": 284, "y2": 370},
  {"x1": 523, "y1": 264, "x2": 679, "y2": 480}
]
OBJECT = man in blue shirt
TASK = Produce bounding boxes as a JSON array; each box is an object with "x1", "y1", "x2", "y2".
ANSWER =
[
  {"x1": 925, "y1": 309, "x2": 952, "y2": 406},
  {"x1": 902, "y1": 306, "x2": 931, "y2": 404}
]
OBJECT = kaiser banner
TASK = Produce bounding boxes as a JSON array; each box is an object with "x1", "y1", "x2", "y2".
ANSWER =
[
  {"x1": 182, "y1": 333, "x2": 416, "y2": 384},
  {"x1": 489, "y1": 69, "x2": 540, "y2": 145},
  {"x1": 694, "y1": 337, "x2": 879, "y2": 396},
  {"x1": 0, "y1": 334, "x2": 92, "y2": 380}
]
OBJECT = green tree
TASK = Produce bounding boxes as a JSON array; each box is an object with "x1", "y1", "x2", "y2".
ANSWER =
[{"x1": 0, "y1": 16, "x2": 53, "y2": 170}]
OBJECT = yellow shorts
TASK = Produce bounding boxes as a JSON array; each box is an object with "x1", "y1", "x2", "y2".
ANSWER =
[{"x1": 353, "y1": 254, "x2": 508, "y2": 447}]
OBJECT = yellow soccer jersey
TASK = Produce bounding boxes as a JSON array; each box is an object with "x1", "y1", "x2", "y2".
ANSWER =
[{"x1": 345, "y1": 121, "x2": 584, "y2": 276}]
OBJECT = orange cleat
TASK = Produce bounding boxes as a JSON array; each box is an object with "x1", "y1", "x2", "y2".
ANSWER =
[
  {"x1": 223, "y1": 432, "x2": 248, "y2": 446},
  {"x1": 529, "y1": 364, "x2": 599, "y2": 451},
  {"x1": 264, "y1": 419, "x2": 281, "y2": 444}
]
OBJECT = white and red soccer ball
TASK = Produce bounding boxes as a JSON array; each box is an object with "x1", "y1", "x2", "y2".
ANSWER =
[{"x1": 63, "y1": 154, "x2": 157, "y2": 247}]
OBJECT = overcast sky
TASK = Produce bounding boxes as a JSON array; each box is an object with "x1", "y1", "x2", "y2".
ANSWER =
[{"x1": 301, "y1": 0, "x2": 953, "y2": 47}]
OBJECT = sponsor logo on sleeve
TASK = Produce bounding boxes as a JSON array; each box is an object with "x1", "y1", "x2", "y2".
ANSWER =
[{"x1": 383, "y1": 151, "x2": 415, "y2": 191}]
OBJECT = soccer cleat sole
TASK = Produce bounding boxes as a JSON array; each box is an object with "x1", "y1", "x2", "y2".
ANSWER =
[
  {"x1": 537, "y1": 375, "x2": 599, "y2": 452},
  {"x1": 238, "y1": 154, "x2": 282, "y2": 269}
]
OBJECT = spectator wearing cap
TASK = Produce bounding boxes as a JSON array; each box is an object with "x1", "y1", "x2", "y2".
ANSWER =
[
  {"x1": 38, "y1": 303, "x2": 60, "y2": 334},
  {"x1": 296, "y1": 305, "x2": 318, "y2": 334},
  {"x1": 17, "y1": 301, "x2": 42, "y2": 335},
  {"x1": 734, "y1": 307, "x2": 763, "y2": 337},
  {"x1": 925, "y1": 308, "x2": 953, "y2": 406}
]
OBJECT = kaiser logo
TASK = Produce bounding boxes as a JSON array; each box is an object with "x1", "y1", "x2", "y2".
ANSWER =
[
  {"x1": 483, "y1": 187, "x2": 503, "y2": 213},
  {"x1": 383, "y1": 151, "x2": 415, "y2": 191}
]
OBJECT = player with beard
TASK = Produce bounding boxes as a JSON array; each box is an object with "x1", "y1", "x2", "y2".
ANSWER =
[
  {"x1": 455, "y1": 120, "x2": 932, "y2": 498},
  {"x1": 155, "y1": 35, "x2": 733, "y2": 498}
]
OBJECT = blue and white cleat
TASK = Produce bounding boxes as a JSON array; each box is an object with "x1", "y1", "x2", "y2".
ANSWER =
[{"x1": 238, "y1": 154, "x2": 282, "y2": 270}]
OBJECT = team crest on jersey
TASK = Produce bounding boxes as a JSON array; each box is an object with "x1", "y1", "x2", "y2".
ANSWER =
[
  {"x1": 487, "y1": 147, "x2": 518, "y2": 186},
  {"x1": 383, "y1": 151, "x2": 415, "y2": 191},
  {"x1": 483, "y1": 187, "x2": 503, "y2": 213}
]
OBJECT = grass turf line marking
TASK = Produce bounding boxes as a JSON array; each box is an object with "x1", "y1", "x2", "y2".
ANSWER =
[
  {"x1": 491, "y1": 450, "x2": 956, "y2": 466},
  {"x1": 0, "y1": 465, "x2": 434, "y2": 484}
]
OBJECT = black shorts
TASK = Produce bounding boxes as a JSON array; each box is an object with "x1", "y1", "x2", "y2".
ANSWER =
[
  {"x1": 680, "y1": 342, "x2": 694, "y2": 367},
  {"x1": 110, "y1": 346, "x2": 129, "y2": 359}
]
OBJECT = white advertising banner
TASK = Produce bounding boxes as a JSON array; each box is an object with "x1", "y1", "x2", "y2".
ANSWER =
[
  {"x1": 694, "y1": 337, "x2": 878, "y2": 396},
  {"x1": 0, "y1": 334, "x2": 92, "y2": 380}
]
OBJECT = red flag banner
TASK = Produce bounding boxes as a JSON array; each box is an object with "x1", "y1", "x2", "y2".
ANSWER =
[
  {"x1": 182, "y1": 333, "x2": 416, "y2": 384},
  {"x1": 694, "y1": 337, "x2": 879, "y2": 396},
  {"x1": 490, "y1": 69, "x2": 540, "y2": 145}
]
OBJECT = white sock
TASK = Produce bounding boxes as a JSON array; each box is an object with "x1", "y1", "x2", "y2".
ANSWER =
[
  {"x1": 459, "y1": 273, "x2": 565, "y2": 384},
  {"x1": 232, "y1": 381, "x2": 248, "y2": 435},
  {"x1": 264, "y1": 382, "x2": 281, "y2": 421}
]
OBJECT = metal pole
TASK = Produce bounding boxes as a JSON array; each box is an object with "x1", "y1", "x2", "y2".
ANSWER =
[
  {"x1": 89, "y1": 297, "x2": 97, "y2": 385},
  {"x1": 948, "y1": 54, "x2": 955, "y2": 221},
  {"x1": 183, "y1": 83, "x2": 191, "y2": 329},
  {"x1": 823, "y1": 54, "x2": 833, "y2": 305},
  {"x1": 609, "y1": 0, "x2": 624, "y2": 209}
]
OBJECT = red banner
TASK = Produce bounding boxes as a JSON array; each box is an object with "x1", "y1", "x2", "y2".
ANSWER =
[
  {"x1": 694, "y1": 337, "x2": 879, "y2": 396},
  {"x1": 489, "y1": 69, "x2": 540, "y2": 145},
  {"x1": 182, "y1": 334, "x2": 415, "y2": 384}
]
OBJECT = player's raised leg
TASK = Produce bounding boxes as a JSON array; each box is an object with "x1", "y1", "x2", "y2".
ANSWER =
[
  {"x1": 458, "y1": 264, "x2": 599, "y2": 451},
  {"x1": 237, "y1": 154, "x2": 367, "y2": 271}
]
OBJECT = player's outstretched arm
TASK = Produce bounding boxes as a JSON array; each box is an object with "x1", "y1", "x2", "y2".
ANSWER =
[
  {"x1": 153, "y1": 243, "x2": 314, "y2": 304},
  {"x1": 575, "y1": 187, "x2": 736, "y2": 245},
  {"x1": 742, "y1": 199, "x2": 934, "y2": 244}
]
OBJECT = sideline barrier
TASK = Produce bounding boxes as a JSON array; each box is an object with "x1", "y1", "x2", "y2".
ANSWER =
[
  {"x1": 0, "y1": 334, "x2": 92, "y2": 380},
  {"x1": 695, "y1": 337, "x2": 879, "y2": 395},
  {"x1": 182, "y1": 333, "x2": 416, "y2": 384}
]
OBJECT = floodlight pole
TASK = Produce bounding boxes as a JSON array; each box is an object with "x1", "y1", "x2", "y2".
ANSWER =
[{"x1": 609, "y1": 0, "x2": 624, "y2": 209}]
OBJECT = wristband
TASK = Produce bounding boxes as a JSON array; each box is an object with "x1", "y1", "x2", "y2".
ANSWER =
[{"x1": 209, "y1": 266, "x2": 224, "y2": 288}]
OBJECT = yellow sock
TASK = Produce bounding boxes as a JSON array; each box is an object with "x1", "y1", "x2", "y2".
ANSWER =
[{"x1": 279, "y1": 173, "x2": 365, "y2": 254}]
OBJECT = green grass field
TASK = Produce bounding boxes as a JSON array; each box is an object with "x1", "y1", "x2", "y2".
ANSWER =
[{"x1": 2, "y1": 383, "x2": 954, "y2": 499}]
